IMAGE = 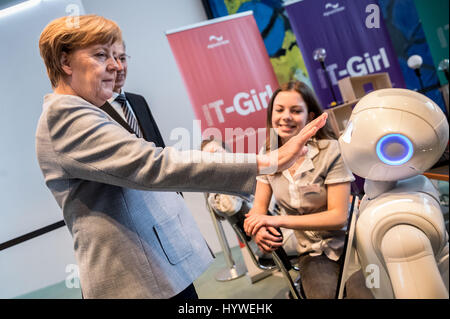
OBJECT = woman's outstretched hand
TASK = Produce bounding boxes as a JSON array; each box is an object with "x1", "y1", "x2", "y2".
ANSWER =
[{"x1": 257, "y1": 113, "x2": 328, "y2": 174}]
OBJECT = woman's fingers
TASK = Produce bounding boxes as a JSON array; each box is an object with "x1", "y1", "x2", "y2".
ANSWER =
[
  {"x1": 307, "y1": 112, "x2": 328, "y2": 130},
  {"x1": 244, "y1": 217, "x2": 257, "y2": 236},
  {"x1": 250, "y1": 221, "x2": 263, "y2": 236},
  {"x1": 253, "y1": 227, "x2": 283, "y2": 253},
  {"x1": 298, "y1": 113, "x2": 328, "y2": 141},
  {"x1": 243, "y1": 215, "x2": 250, "y2": 233},
  {"x1": 266, "y1": 226, "x2": 281, "y2": 237},
  {"x1": 255, "y1": 227, "x2": 281, "y2": 241},
  {"x1": 263, "y1": 232, "x2": 282, "y2": 242},
  {"x1": 262, "y1": 239, "x2": 283, "y2": 249},
  {"x1": 244, "y1": 216, "x2": 283, "y2": 241},
  {"x1": 244, "y1": 214, "x2": 260, "y2": 235},
  {"x1": 257, "y1": 239, "x2": 282, "y2": 254},
  {"x1": 244, "y1": 215, "x2": 254, "y2": 234}
]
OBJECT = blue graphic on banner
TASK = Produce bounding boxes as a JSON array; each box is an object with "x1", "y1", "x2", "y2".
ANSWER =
[
  {"x1": 206, "y1": 0, "x2": 286, "y2": 57},
  {"x1": 204, "y1": 0, "x2": 312, "y2": 88},
  {"x1": 285, "y1": 0, "x2": 406, "y2": 108}
]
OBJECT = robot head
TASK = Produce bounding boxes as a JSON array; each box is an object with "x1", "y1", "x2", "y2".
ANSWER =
[{"x1": 338, "y1": 88, "x2": 448, "y2": 181}]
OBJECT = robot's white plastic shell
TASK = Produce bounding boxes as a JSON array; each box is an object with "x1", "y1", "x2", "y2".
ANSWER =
[
  {"x1": 356, "y1": 176, "x2": 449, "y2": 298},
  {"x1": 337, "y1": 88, "x2": 449, "y2": 299},
  {"x1": 339, "y1": 89, "x2": 449, "y2": 181}
]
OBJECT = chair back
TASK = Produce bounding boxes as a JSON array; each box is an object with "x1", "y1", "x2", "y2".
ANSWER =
[{"x1": 336, "y1": 195, "x2": 360, "y2": 299}]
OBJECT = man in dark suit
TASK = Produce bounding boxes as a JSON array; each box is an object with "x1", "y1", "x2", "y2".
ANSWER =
[
  {"x1": 105, "y1": 41, "x2": 165, "y2": 148},
  {"x1": 103, "y1": 41, "x2": 200, "y2": 299}
]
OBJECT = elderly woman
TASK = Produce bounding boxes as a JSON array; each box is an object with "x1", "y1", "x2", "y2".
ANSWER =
[{"x1": 36, "y1": 15, "x2": 327, "y2": 299}]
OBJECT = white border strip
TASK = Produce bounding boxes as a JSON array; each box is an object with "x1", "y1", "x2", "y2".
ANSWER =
[
  {"x1": 283, "y1": 0, "x2": 305, "y2": 7},
  {"x1": 165, "y1": 10, "x2": 253, "y2": 35},
  {"x1": 0, "y1": 0, "x2": 41, "y2": 19}
]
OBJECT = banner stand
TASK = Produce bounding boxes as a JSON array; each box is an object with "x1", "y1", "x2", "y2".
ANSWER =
[{"x1": 167, "y1": 11, "x2": 279, "y2": 283}]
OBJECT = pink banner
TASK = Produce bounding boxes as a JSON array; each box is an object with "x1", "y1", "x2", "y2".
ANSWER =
[{"x1": 166, "y1": 12, "x2": 279, "y2": 153}]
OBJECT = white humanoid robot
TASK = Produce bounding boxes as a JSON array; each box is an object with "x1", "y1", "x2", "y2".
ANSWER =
[{"x1": 338, "y1": 88, "x2": 449, "y2": 299}]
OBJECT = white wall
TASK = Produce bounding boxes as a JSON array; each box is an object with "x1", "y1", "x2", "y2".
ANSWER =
[
  {"x1": 0, "y1": 0, "x2": 85, "y2": 298},
  {"x1": 0, "y1": 0, "x2": 239, "y2": 298}
]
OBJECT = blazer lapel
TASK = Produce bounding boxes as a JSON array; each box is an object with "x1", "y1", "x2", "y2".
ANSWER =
[{"x1": 126, "y1": 94, "x2": 152, "y2": 140}]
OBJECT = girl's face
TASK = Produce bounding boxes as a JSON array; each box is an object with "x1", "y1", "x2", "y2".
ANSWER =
[{"x1": 271, "y1": 90, "x2": 311, "y2": 144}]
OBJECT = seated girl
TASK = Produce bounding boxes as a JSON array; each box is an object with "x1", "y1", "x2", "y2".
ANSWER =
[
  {"x1": 201, "y1": 139, "x2": 299, "y2": 259},
  {"x1": 243, "y1": 81, "x2": 372, "y2": 299}
]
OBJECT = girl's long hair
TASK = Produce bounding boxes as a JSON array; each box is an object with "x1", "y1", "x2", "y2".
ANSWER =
[{"x1": 265, "y1": 81, "x2": 336, "y2": 152}]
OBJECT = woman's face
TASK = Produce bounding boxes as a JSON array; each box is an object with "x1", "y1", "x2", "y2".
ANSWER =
[
  {"x1": 63, "y1": 43, "x2": 118, "y2": 106},
  {"x1": 271, "y1": 90, "x2": 310, "y2": 144}
]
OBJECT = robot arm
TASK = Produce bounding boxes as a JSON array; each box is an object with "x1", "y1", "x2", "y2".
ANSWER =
[{"x1": 380, "y1": 224, "x2": 448, "y2": 299}]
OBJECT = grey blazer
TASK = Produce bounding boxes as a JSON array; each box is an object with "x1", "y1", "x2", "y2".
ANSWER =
[{"x1": 35, "y1": 94, "x2": 257, "y2": 298}]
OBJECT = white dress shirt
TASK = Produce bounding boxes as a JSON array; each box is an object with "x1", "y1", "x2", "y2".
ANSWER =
[{"x1": 108, "y1": 89, "x2": 140, "y2": 123}]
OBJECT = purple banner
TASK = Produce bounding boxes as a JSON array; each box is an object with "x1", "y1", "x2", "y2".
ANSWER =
[{"x1": 285, "y1": 0, "x2": 405, "y2": 108}]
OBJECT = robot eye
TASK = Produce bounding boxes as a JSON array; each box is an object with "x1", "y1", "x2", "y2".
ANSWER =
[{"x1": 376, "y1": 134, "x2": 414, "y2": 166}]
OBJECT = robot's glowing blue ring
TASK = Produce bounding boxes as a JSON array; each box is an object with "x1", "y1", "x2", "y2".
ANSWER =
[{"x1": 376, "y1": 134, "x2": 414, "y2": 166}]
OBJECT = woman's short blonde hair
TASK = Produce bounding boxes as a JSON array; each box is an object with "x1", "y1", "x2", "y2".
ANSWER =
[{"x1": 39, "y1": 14, "x2": 122, "y2": 87}]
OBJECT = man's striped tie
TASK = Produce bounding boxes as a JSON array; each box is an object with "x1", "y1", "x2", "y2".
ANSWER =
[{"x1": 115, "y1": 94, "x2": 143, "y2": 138}]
